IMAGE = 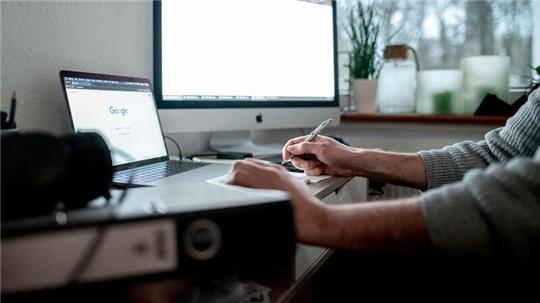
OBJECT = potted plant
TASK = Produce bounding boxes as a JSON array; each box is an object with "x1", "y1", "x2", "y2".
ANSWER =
[{"x1": 345, "y1": 0, "x2": 381, "y2": 113}]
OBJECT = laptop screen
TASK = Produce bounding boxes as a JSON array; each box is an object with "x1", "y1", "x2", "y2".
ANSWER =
[{"x1": 63, "y1": 74, "x2": 168, "y2": 166}]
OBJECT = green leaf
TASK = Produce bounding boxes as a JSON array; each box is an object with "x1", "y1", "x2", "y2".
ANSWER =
[
  {"x1": 536, "y1": 65, "x2": 540, "y2": 77},
  {"x1": 346, "y1": 0, "x2": 381, "y2": 79}
]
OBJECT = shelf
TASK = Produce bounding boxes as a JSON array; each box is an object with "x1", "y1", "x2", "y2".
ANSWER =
[{"x1": 341, "y1": 113, "x2": 509, "y2": 125}]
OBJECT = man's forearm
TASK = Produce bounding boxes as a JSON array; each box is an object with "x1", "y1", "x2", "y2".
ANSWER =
[
  {"x1": 350, "y1": 149, "x2": 427, "y2": 190},
  {"x1": 302, "y1": 197, "x2": 432, "y2": 253}
]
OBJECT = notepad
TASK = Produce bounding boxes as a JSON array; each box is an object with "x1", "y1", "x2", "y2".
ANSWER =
[
  {"x1": 288, "y1": 172, "x2": 332, "y2": 184},
  {"x1": 208, "y1": 172, "x2": 331, "y2": 189},
  {"x1": 206, "y1": 175, "x2": 287, "y2": 196}
]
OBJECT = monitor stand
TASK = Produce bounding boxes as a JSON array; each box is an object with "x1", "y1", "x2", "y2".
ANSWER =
[{"x1": 209, "y1": 130, "x2": 282, "y2": 157}]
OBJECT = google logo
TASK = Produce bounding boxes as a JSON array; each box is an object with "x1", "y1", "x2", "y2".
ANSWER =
[{"x1": 109, "y1": 106, "x2": 128, "y2": 116}]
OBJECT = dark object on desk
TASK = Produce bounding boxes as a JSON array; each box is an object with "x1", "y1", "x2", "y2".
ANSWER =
[
  {"x1": 281, "y1": 161, "x2": 304, "y2": 173},
  {"x1": 1, "y1": 132, "x2": 112, "y2": 221},
  {"x1": 474, "y1": 93, "x2": 525, "y2": 116},
  {"x1": 217, "y1": 151, "x2": 253, "y2": 159}
]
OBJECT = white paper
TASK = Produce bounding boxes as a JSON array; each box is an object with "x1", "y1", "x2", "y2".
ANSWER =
[
  {"x1": 206, "y1": 175, "x2": 287, "y2": 197},
  {"x1": 290, "y1": 172, "x2": 332, "y2": 184}
]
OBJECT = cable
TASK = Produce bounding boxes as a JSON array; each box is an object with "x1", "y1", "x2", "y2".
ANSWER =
[
  {"x1": 66, "y1": 183, "x2": 132, "y2": 285},
  {"x1": 67, "y1": 225, "x2": 107, "y2": 284},
  {"x1": 164, "y1": 135, "x2": 183, "y2": 160}
]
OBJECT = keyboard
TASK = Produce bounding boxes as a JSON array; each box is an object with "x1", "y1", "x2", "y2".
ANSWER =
[{"x1": 113, "y1": 161, "x2": 209, "y2": 184}]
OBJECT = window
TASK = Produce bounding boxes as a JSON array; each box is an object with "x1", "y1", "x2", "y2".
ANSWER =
[{"x1": 337, "y1": 0, "x2": 537, "y2": 93}]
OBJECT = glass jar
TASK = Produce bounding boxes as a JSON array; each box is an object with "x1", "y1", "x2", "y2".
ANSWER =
[{"x1": 376, "y1": 45, "x2": 419, "y2": 113}]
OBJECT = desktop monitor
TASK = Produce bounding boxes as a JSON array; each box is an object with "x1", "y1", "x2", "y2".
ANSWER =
[{"x1": 154, "y1": 0, "x2": 340, "y2": 153}]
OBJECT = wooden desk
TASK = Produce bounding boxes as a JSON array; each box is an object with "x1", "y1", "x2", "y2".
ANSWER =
[{"x1": 310, "y1": 176, "x2": 354, "y2": 200}]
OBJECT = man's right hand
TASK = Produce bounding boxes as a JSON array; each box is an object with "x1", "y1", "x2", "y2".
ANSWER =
[{"x1": 282, "y1": 135, "x2": 359, "y2": 176}]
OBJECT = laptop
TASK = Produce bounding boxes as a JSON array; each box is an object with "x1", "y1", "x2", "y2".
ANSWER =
[{"x1": 60, "y1": 70, "x2": 209, "y2": 186}]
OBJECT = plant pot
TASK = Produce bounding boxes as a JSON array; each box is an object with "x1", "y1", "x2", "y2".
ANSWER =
[{"x1": 351, "y1": 79, "x2": 378, "y2": 113}]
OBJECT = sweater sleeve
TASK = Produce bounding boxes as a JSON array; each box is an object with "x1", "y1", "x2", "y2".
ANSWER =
[
  {"x1": 420, "y1": 149, "x2": 540, "y2": 262},
  {"x1": 418, "y1": 89, "x2": 540, "y2": 189}
]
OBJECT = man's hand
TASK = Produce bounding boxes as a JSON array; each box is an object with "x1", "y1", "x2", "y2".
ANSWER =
[
  {"x1": 226, "y1": 158, "x2": 328, "y2": 244},
  {"x1": 283, "y1": 135, "x2": 428, "y2": 189},
  {"x1": 226, "y1": 158, "x2": 430, "y2": 252},
  {"x1": 282, "y1": 135, "x2": 359, "y2": 176}
]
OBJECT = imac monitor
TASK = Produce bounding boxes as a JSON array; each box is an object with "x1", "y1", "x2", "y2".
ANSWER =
[{"x1": 154, "y1": 0, "x2": 340, "y2": 153}]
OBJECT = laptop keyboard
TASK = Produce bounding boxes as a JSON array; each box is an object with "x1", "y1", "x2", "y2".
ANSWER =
[{"x1": 113, "y1": 161, "x2": 209, "y2": 184}]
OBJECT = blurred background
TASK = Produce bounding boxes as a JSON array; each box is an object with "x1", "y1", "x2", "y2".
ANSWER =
[{"x1": 337, "y1": 0, "x2": 536, "y2": 94}]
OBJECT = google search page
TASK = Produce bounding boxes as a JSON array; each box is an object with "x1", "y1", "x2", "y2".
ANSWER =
[{"x1": 66, "y1": 88, "x2": 167, "y2": 165}]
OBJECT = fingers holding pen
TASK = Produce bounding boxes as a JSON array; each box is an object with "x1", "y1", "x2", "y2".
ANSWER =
[
  {"x1": 286, "y1": 142, "x2": 323, "y2": 157},
  {"x1": 303, "y1": 166, "x2": 324, "y2": 176},
  {"x1": 282, "y1": 135, "x2": 333, "y2": 162},
  {"x1": 291, "y1": 157, "x2": 322, "y2": 171},
  {"x1": 282, "y1": 135, "x2": 309, "y2": 160}
]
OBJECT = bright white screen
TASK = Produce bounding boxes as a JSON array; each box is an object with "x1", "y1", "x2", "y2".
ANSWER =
[
  {"x1": 65, "y1": 81, "x2": 168, "y2": 165},
  {"x1": 161, "y1": 0, "x2": 335, "y2": 101}
]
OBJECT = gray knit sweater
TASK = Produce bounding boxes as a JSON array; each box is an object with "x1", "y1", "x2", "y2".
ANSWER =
[{"x1": 418, "y1": 89, "x2": 540, "y2": 262}]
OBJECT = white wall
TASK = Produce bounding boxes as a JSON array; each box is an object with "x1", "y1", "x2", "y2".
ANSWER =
[
  {"x1": 0, "y1": 0, "x2": 212, "y2": 154},
  {"x1": 1, "y1": 1, "x2": 152, "y2": 133}
]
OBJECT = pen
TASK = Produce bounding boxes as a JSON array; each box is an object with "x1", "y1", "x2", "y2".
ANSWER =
[
  {"x1": 9, "y1": 91, "x2": 17, "y2": 129},
  {"x1": 281, "y1": 118, "x2": 333, "y2": 165}
]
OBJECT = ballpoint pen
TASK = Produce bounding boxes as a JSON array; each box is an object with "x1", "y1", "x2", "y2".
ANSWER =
[
  {"x1": 9, "y1": 91, "x2": 17, "y2": 129},
  {"x1": 281, "y1": 118, "x2": 333, "y2": 165}
]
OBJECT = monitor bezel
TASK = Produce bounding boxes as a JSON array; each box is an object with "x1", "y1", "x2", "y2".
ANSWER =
[{"x1": 153, "y1": 0, "x2": 339, "y2": 109}]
